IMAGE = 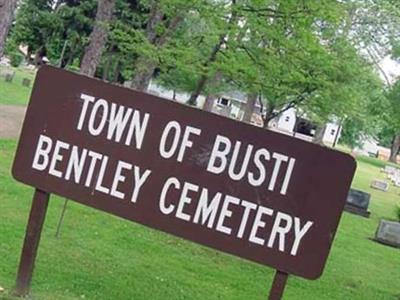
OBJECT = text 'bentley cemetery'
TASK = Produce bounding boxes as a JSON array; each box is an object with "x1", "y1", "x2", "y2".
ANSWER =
[{"x1": 13, "y1": 66, "x2": 356, "y2": 280}]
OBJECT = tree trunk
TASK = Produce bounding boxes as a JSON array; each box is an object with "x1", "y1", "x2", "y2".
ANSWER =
[
  {"x1": 203, "y1": 94, "x2": 216, "y2": 112},
  {"x1": 80, "y1": 0, "x2": 116, "y2": 77},
  {"x1": 131, "y1": 1, "x2": 164, "y2": 91},
  {"x1": 102, "y1": 51, "x2": 113, "y2": 81},
  {"x1": 0, "y1": 0, "x2": 18, "y2": 58},
  {"x1": 202, "y1": 71, "x2": 222, "y2": 111},
  {"x1": 130, "y1": 58, "x2": 157, "y2": 91},
  {"x1": 242, "y1": 93, "x2": 258, "y2": 123},
  {"x1": 313, "y1": 125, "x2": 326, "y2": 145},
  {"x1": 389, "y1": 134, "x2": 400, "y2": 163},
  {"x1": 112, "y1": 59, "x2": 121, "y2": 83},
  {"x1": 187, "y1": 0, "x2": 238, "y2": 105},
  {"x1": 145, "y1": 1, "x2": 164, "y2": 44},
  {"x1": 58, "y1": 40, "x2": 68, "y2": 68},
  {"x1": 263, "y1": 104, "x2": 275, "y2": 129},
  {"x1": 130, "y1": 2, "x2": 164, "y2": 91},
  {"x1": 187, "y1": 75, "x2": 210, "y2": 106},
  {"x1": 130, "y1": 9, "x2": 182, "y2": 91},
  {"x1": 34, "y1": 47, "x2": 46, "y2": 66},
  {"x1": 187, "y1": 34, "x2": 227, "y2": 106}
]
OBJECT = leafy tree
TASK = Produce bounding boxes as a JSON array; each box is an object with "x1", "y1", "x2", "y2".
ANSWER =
[
  {"x1": 4, "y1": 0, "x2": 398, "y2": 156},
  {"x1": 52, "y1": 0, "x2": 97, "y2": 68},
  {"x1": 100, "y1": 0, "x2": 153, "y2": 83},
  {"x1": 0, "y1": 0, "x2": 18, "y2": 58},
  {"x1": 153, "y1": 1, "x2": 364, "y2": 126},
  {"x1": 10, "y1": 0, "x2": 97, "y2": 66},
  {"x1": 128, "y1": 0, "x2": 215, "y2": 91},
  {"x1": 220, "y1": 1, "x2": 369, "y2": 127},
  {"x1": 383, "y1": 80, "x2": 400, "y2": 162},
  {"x1": 80, "y1": 0, "x2": 116, "y2": 76},
  {"x1": 10, "y1": 0, "x2": 59, "y2": 64}
]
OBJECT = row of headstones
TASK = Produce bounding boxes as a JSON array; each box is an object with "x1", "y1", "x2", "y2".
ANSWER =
[
  {"x1": 344, "y1": 165, "x2": 400, "y2": 248},
  {"x1": 382, "y1": 165, "x2": 400, "y2": 187},
  {"x1": 0, "y1": 70, "x2": 31, "y2": 87},
  {"x1": 368, "y1": 165, "x2": 400, "y2": 192}
]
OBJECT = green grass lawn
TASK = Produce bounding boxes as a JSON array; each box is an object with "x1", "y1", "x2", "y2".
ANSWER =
[
  {"x1": 0, "y1": 67, "x2": 36, "y2": 106},
  {"x1": 0, "y1": 139, "x2": 399, "y2": 300}
]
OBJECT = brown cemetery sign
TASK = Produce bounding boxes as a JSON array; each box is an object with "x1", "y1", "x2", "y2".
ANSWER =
[{"x1": 12, "y1": 66, "x2": 356, "y2": 299}]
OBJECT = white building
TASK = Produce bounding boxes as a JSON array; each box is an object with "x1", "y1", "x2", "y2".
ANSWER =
[
  {"x1": 354, "y1": 137, "x2": 380, "y2": 157},
  {"x1": 145, "y1": 80, "x2": 342, "y2": 146},
  {"x1": 275, "y1": 108, "x2": 296, "y2": 133},
  {"x1": 322, "y1": 122, "x2": 342, "y2": 147},
  {"x1": 145, "y1": 80, "x2": 206, "y2": 107}
]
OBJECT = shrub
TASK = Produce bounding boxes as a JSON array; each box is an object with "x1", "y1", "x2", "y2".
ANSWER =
[
  {"x1": 8, "y1": 51, "x2": 24, "y2": 67},
  {"x1": 5, "y1": 39, "x2": 24, "y2": 67}
]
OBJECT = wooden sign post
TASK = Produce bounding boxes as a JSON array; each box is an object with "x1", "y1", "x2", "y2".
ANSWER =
[
  {"x1": 12, "y1": 66, "x2": 356, "y2": 298},
  {"x1": 268, "y1": 271, "x2": 288, "y2": 300},
  {"x1": 15, "y1": 189, "x2": 49, "y2": 296}
]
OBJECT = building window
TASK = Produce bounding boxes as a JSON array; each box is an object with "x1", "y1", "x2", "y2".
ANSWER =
[{"x1": 217, "y1": 98, "x2": 230, "y2": 107}]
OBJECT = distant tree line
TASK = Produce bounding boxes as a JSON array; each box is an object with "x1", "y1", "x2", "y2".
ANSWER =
[{"x1": 1, "y1": 0, "x2": 400, "y2": 161}]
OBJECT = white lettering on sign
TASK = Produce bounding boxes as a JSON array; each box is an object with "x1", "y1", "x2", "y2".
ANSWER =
[
  {"x1": 32, "y1": 134, "x2": 53, "y2": 171},
  {"x1": 158, "y1": 177, "x2": 313, "y2": 256},
  {"x1": 207, "y1": 134, "x2": 296, "y2": 195},
  {"x1": 131, "y1": 166, "x2": 152, "y2": 203},
  {"x1": 110, "y1": 161, "x2": 132, "y2": 199},
  {"x1": 159, "y1": 121, "x2": 201, "y2": 163},
  {"x1": 193, "y1": 189, "x2": 221, "y2": 228},
  {"x1": 237, "y1": 200, "x2": 257, "y2": 238},
  {"x1": 14, "y1": 67, "x2": 359, "y2": 281},
  {"x1": 159, "y1": 177, "x2": 180, "y2": 215},
  {"x1": 28, "y1": 89, "x2": 309, "y2": 258},
  {"x1": 31, "y1": 134, "x2": 151, "y2": 202},
  {"x1": 88, "y1": 99, "x2": 108, "y2": 136},
  {"x1": 64, "y1": 146, "x2": 88, "y2": 183},
  {"x1": 176, "y1": 182, "x2": 199, "y2": 221},
  {"x1": 267, "y1": 212, "x2": 293, "y2": 251},
  {"x1": 77, "y1": 93, "x2": 149, "y2": 150},
  {"x1": 159, "y1": 121, "x2": 181, "y2": 160},
  {"x1": 249, "y1": 206, "x2": 273, "y2": 245},
  {"x1": 216, "y1": 195, "x2": 240, "y2": 235}
]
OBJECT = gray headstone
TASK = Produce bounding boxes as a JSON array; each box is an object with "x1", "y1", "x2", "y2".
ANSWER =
[
  {"x1": 344, "y1": 188, "x2": 371, "y2": 217},
  {"x1": 388, "y1": 173, "x2": 395, "y2": 182},
  {"x1": 0, "y1": 69, "x2": 13, "y2": 77},
  {"x1": 347, "y1": 189, "x2": 370, "y2": 210},
  {"x1": 375, "y1": 220, "x2": 400, "y2": 248},
  {"x1": 22, "y1": 78, "x2": 31, "y2": 87},
  {"x1": 388, "y1": 169, "x2": 400, "y2": 182},
  {"x1": 5, "y1": 73, "x2": 14, "y2": 82},
  {"x1": 383, "y1": 165, "x2": 397, "y2": 175},
  {"x1": 370, "y1": 179, "x2": 389, "y2": 192}
]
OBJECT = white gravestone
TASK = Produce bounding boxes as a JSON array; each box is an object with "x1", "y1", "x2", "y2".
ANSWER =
[
  {"x1": 383, "y1": 165, "x2": 397, "y2": 175},
  {"x1": 370, "y1": 179, "x2": 389, "y2": 192},
  {"x1": 375, "y1": 220, "x2": 400, "y2": 248}
]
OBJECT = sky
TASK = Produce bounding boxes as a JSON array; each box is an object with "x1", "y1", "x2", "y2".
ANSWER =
[{"x1": 379, "y1": 56, "x2": 400, "y2": 85}]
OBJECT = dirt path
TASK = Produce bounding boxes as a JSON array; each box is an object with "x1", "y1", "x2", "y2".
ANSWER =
[{"x1": 0, "y1": 104, "x2": 26, "y2": 139}]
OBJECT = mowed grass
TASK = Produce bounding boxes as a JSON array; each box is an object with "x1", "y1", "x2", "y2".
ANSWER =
[
  {"x1": 1, "y1": 139, "x2": 400, "y2": 300},
  {"x1": 0, "y1": 67, "x2": 36, "y2": 106}
]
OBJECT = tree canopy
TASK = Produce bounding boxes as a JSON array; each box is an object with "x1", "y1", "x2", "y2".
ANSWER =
[{"x1": 2, "y1": 0, "x2": 400, "y2": 156}]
